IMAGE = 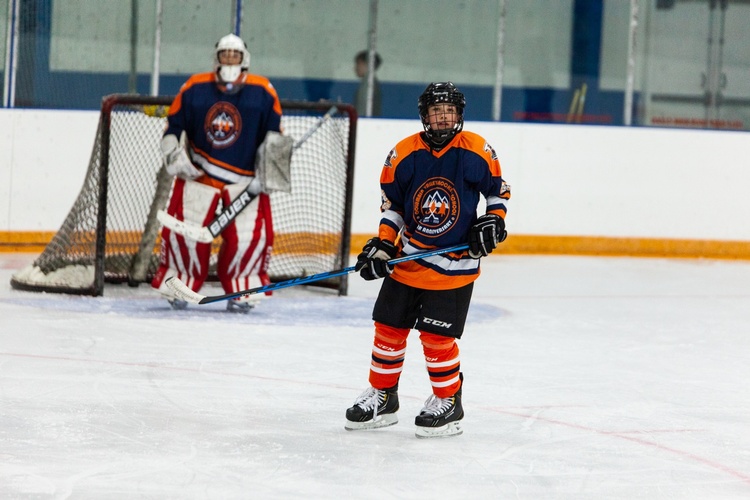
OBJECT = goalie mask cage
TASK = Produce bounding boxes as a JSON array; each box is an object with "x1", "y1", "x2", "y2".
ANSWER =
[{"x1": 11, "y1": 94, "x2": 357, "y2": 296}]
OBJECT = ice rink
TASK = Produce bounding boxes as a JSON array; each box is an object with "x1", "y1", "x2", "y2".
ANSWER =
[{"x1": 1, "y1": 252, "x2": 749, "y2": 499}]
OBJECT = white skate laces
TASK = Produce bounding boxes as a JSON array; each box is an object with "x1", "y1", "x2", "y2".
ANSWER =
[
  {"x1": 353, "y1": 387, "x2": 386, "y2": 418},
  {"x1": 345, "y1": 386, "x2": 399, "y2": 431},
  {"x1": 414, "y1": 392, "x2": 463, "y2": 438},
  {"x1": 420, "y1": 394, "x2": 454, "y2": 416}
]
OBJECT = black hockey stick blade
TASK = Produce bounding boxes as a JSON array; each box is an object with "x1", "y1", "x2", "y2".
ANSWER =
[{"x1": 165, "y1": 243, "x2": 470, "y2": 305}]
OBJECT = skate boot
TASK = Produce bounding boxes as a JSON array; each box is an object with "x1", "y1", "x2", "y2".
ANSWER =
[
  {"x1": 226, "y1": 300, "x2": 254, "y2": 313},
  {"x1": 168, "y1": 298, "x2": 188, "y2": 310},
  {"x1": 227, "y1": 294, "x2": 262, "y2": 313},
  {"x1": 345, "y1": 384, "x2": 399, "y2": 430},
  {"x1": 414, "y1": 374, "x2": 464, "y2": 438}
]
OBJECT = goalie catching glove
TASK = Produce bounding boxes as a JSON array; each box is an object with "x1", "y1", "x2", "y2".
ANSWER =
[
  {"x1": 468, "y1": 214, "x2": 507, "y2": 258},
  {"x1": 356, "y1": 237, "x2": 398, "y2": 280},
  {"x1": 161, "y1": 134, "x2": 202, "y2": 179}
]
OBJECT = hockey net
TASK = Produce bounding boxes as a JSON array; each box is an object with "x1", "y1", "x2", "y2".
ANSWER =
[{"x1": 11, "y1": 94, "x2": 357, "y2": 296}]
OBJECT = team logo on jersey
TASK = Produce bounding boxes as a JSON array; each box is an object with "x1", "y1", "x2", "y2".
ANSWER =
[
  {"x1": 413, "y1": 177, "x2": 459, "y2": 238},
  {"x1": 204, "y1": 102, "x2": 242, "y2": 148}
]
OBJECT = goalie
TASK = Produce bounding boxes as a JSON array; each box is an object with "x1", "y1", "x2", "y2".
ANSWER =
[{"x1": 151, "y1": 33, "x2": 284, "y2": 313}]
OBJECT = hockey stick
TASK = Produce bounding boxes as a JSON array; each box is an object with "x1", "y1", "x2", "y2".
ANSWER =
[
  {"x1": 165, "y1": 243, "x2": 470, "y2": 305},
  {"x1": 156, "y1": 105, "x2": 339, "y2": 243}
]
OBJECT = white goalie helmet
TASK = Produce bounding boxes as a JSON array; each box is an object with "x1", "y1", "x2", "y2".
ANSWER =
[{"x1": 215, "y1": 33, "x2": 251, "y2": 83}]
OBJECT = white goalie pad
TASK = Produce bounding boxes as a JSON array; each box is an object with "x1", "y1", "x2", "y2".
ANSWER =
[
  {"x1": 165, "y1": 276, "x2": 206, "y2": 304},
  {"x1": 180, "y1": 179, "x2": 222, "y2": 224},
  {"x1": 156, "y1": 211, "x2": 214, "y2": 243},
  {"x1": 255, "y1": 131, "x2": 294, "y2": 193},
  {"x1": 155, "y1": 178, "x2": 221, "y2": 244}
]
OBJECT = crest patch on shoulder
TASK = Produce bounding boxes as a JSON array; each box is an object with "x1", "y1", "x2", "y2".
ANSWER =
[
  {"x1": 380, "y1": 189, "x2": 392, "y2": 211},
  {"x1": 384, "y1": 149, "x2": 397, "y2": 168},
  {"x1": 483, "y1": 142, "x2": 498, "y2": 160}
]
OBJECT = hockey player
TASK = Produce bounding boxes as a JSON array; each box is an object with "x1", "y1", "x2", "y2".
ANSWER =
[
  {"x1": 345, "y1": 82, "x2": 511, "y2": 437},
  {"x1": 152, "y1": 33, "x2": 283, "y2": 313}
]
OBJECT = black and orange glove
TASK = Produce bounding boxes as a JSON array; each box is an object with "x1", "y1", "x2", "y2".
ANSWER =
[
  {"x1": 468, "y1": 214, "x2": 506, "y2": 258},
  {"x1": 355, "y1": 237, "x2": 398, "y2": 280}
]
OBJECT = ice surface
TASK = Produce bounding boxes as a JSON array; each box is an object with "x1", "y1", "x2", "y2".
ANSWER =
[{"x1": 1, "y1": 253, "x2": 749, "y2": 499}]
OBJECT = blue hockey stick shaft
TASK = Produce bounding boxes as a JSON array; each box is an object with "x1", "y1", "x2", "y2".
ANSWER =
[{"x1": 175, "y1": 243, "x2": 469, "y2": 304}]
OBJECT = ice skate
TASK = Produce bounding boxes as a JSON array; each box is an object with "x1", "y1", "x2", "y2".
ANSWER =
[
  {"x1": 226, "y1": 292, "x2": 262, "y2": 313},
  {"x1": 345, "y1": 385, "x2": 399, "y2": 430},
  {"x1": 168, "y1": 298, "x2": 188, "y2": 310},
  {"x1": 414, "y1": 375, "x2": 463, "y2": 438},
  {"x1": 226, "y1": 300, "x2": 254, "y2": 313}
]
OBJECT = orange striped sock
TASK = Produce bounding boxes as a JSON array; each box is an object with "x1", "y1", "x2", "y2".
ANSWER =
[
  {"x1": 368, "y1": 322, "x2": 410, "y2": 389},
  {"x1": 419, "y1": 331, "x2": 461, "y2": 398}
]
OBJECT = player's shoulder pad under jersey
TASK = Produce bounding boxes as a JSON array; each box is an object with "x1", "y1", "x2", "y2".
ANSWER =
[
  {"x1": 458, "y1": 131, "x2": 498, "y2": 160},
  {"x1": 380, "y1": 133, "x2": 423, "y2": 183},
  {"x1": 458, "y1": 130, "x2": 502, "y2": 175},
  {"x1": 170, "y1": 72, "x2": 217, "y2": 115},
  {"x1": 242, "y1": 74, "x2": 282, "y2": 114},
  {"x1": 243, "y1": 73, "x2": 274, "y2": 90},
  {"x1": 386, "y1": 133, "x2": 425, "y2": 168},
  {"x1": 182, "y1": 72, "x2": 217, "y2": 92}
]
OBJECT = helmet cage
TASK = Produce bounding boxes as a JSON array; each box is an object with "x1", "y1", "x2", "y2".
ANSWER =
[
  {"x1": 215, "y1": 34, "x2": 251, "y2": 83},
  {"x1": 418, "y1": 82, "x2": 466, "y2": 145}
]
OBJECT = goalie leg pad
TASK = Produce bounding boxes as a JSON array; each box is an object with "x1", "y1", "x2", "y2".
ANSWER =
[
  {"x1": 152, "y1": 178, "x2": 221, "y2": 296},
  {"x1": 217, "y1": 184, "x2": 274, "y2": 302}
]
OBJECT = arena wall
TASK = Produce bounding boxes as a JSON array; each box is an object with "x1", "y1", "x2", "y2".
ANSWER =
[{"x1": 2, "y1": 109, "x2": 749, "y2": 258}]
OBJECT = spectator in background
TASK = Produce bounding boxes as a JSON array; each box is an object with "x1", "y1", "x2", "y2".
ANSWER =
[{"x1": 354, "y1": 50, "x2": 382, "y2": 117}]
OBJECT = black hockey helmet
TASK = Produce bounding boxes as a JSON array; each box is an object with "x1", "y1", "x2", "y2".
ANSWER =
[{"x1": 417, "y1": 82, "x2": 466, "y2": 146}]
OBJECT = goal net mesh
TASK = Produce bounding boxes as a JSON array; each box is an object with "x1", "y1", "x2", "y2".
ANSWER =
[{"x1": 11, "y1": 95, "x2": 356, "y2": 296}]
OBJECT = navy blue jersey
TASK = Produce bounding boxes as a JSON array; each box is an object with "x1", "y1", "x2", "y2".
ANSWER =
[
  {"x1": 378, "y1": 130, "x2": 510, "y2": 290},
  {"x1": 166, "y1": 72, "x2": 282, "y2": 187}
]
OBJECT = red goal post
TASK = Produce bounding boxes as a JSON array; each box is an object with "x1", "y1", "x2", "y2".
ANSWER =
[{"x1": 10, "y1": 94, "x2": 357, "y2": 296}]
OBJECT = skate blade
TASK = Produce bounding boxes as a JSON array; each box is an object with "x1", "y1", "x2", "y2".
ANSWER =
[
  {"x1": 415, "y1": 420, "x2": 462, "y2": 438},
  {"x1": 344, "y1": 413, "x2": 398, "y2": 431},
  {"x1": 168, "y1": 299, "x2": 188, "y2": 310}
]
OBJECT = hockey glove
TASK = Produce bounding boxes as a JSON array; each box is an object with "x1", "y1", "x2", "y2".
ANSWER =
[
  {"x1": 356, "y1": 237, "x2": 398, "y2": 280},
  {"x1": 161, "y1": 134, "x2": 202, "y2": 180},
  {"x1": 468, "y1": 214, "x2": 507, "y2": 258}
]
